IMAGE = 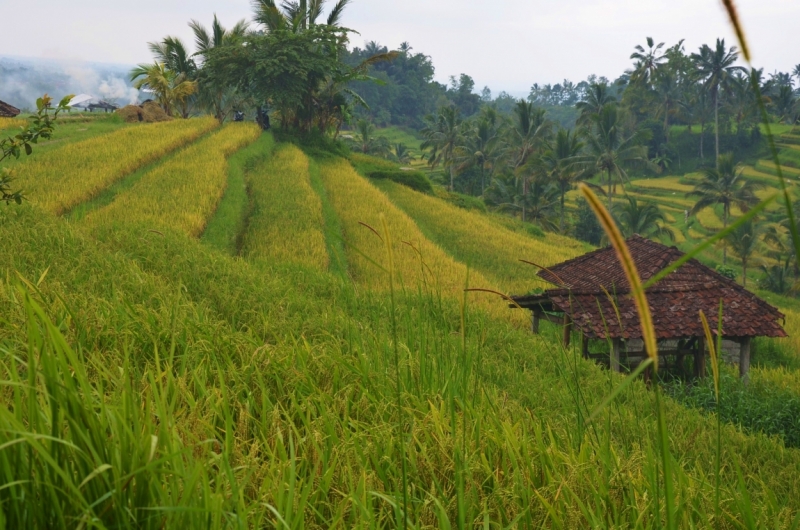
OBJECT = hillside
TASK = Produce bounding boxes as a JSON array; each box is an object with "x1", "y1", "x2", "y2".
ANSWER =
[{"x1": 2, "y1": 118, "x2": 800, "y2": 528}]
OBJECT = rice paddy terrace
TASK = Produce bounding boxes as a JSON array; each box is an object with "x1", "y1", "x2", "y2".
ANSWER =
[{"x1": 2, "y1": 114, "x2": 800, "y2": 528}]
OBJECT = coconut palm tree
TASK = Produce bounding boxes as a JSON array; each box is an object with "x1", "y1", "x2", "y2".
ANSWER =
[
  {"x1": 508, "y1": 100, "x2": 549, "y2": 169},
  {"x1": 760, "y1": 262, "x2": 793, "y2": 295},
  {"x1": 537, "y1": 128, "x2": 584, "y2": 232},
  {"x1": 725, "y1": 219, "x2": 761, "y2": 287},
  {"x1": 130, "y1": 62, "x2": 197, "y2": 117},
  {"x1": 630, "y1": 37, "x2": 666, "y2": 86},
  {"x1": 772, "y1": 85, "x2": 798, "y2": 124},
  {"x1": 252, "y1": 0, "x2": 351, "y2": 33},
  {"x1": 190, "y1": 15, "x2": 250, "y2": 121},
  {"x1": 579, "y1": 103, "x2": 655, "y2": 210},
  {"x1": 148, "y1": 37, "x2": 196, "y2": 79},
  {"x1": 421, "y1": 105, "x2": 463, "y2": 191},
  {"x1": 614, "y1": 195, "x2": 675, "y2": 241},
  {"x1": 392, "y1": 143, "x2": 412, "y2": 164},
  {"x1": 486, "y1": 174, "x2": 559, "y2": 230},
  {"x1": 652, "y1": 69, "x2": 682, "y2": 138},
  {"x1": 793, "y1": 64, "x2": 800, "y2": 87},
  {"x1": 575, "y1": 82, "x2": 616, "y2": 126},
  {"x1": 687, "y1": 153, "x2": 763, "y2": 263},
  {"x1": 351, "y1": 119, "x2": 390, "y2": 156},
  {"x1": 508, "y1": 100, "x2": 550, "y2": 222},
  {"x1": 455, "y1": 115, "x2": 501, "y2": 194},
  {"x1": 691, "y1": 39, "x2": 746, "y2": 168}
]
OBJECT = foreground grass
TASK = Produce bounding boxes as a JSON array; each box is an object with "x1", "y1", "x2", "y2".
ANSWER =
[{"x1": 2, "y1": 202, "x2": 800, "y2": 527}]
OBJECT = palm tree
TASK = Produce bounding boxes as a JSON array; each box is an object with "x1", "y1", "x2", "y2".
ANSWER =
[
  {"x1": 725, "y1": 219, "x2": 761, "y2": 287},
  {"x1": 421, "y1": 106, "x2": 463, "y2": 191},
  {"x1": 455, "y1": 115, "x2": 501, "y2": 194},
  {"x1": 252, "y1": 0, "x2": 351, "y2": 32},
  {"x1": 351, "y1": 119, "x2": 390, "y2": 156},
  {"x1": 486, "y1": 174, "x2": 559, "y2": 230},
  {"x1": 772, "y1": 85, "x2": 798, "y2": 124},
  {"x1": 509, "y1": 100, "x2": 549, "y2": 168},
  {"x1": 508, "y1": 100, "x2": 550, "y2": 222},
  {"x1": 149, "y1": 36, "x2": 196, "y2": 78},
  {"x1": 687, "y1": 153, "x2": 762, "y2": 263},
  {"x1": 579, "y1": 103, "x2": 654, "y2": 210},
  {"x1": 793, "y1": 64, "x2": 800, "y2": 87},
  {"x1": 537, "y1": 128, "x2": 584, "y2": 232},
  {"x1": 652, "y1": 69, "x2": 682, "y2": 138},
  {"x1": 760, "y1": 262, "x2": 792, "y2": 295},
  {"x1": 576, "y1": 82, "x2": 616, "y2": 126},
  {"x1": 190, "y1": 15, "x2": 249, "y2": 121},
  {"x1": 392, "y1": 143, "x2": 412, "y2": 164},
  {"x1": 691, "y1": 39, "x2": 746, "y2": 168},
  {"x1": 130, "y1": 62, "x2": 197, "y2": 117},
  {"x1": 614, "y1": 195, "x2": 675, "y2": 241},
  {"x1": 630, "y1": 37, "x2": 666, "y2": 86}
]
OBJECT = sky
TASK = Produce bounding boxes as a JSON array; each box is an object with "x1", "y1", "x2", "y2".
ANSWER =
[{"x1": 3, "y1": 0, "x2": 800, "y2": 97}]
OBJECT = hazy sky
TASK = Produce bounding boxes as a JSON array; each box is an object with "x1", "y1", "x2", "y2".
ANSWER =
[{"x1": 4, "y1": 0, "x2": 799, "y2": 95}]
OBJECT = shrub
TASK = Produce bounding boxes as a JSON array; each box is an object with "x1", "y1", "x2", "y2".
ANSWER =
[
  {"x1": 369, "y1": 169, "x2": 433, "y2": 194},
  {"x1": 665, "y1": 371, "x2": 800, "y2": 448},
  {"x1": 715, "y1": 265, "x2": 737, "y2": 280}
]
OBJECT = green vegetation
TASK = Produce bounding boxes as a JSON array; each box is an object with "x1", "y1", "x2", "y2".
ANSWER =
[
  {"x1": 368, "y1": 169, "x2": 433, "y2": 194},
  {"x1": 3, "y1": 1, "x2": 800, "y2": 527},
  {"x1": 201, "y1": 133, "x2": 275, "y2": 253}
]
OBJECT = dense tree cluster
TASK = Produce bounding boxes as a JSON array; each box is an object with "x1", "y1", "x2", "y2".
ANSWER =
[
  {"x1": 134, "y1": 0, "x2": 394, "y2": 135},
  {"x1": 355, "y1": 36, "x2": 800, "y2": 249}
]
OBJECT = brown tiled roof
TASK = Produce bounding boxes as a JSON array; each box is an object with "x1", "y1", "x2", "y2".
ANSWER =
[
  {"x1": 0, "y1": 100, "x2": 20, "y2": 118},
  {"x1": 512, "y1": 235, "x2": 786, "y2": 340}
]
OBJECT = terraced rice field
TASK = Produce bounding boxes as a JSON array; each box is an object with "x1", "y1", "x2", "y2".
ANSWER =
[{"x1": 0, "y1": 117, "x2": 799, "y2": 527}]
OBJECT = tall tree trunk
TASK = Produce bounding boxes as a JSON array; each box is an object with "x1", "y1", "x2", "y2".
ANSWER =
[
  {"x1": 714, "y1": 91, "x2": 720, "y2": 169},
  {"x1": 722, "y1": 205, "x2": 728, "y2": 265},
  {"x1": 700, "y1": 115, "x2": 705, "y2": 159},
  {"x1": 742, "y1": 258, "x2": 747, "y2": 287},
  {"x1": 607, "y1": 170, "x2": 613, "y2": 211},
  {"x1": 449, "y1": 162, "x2": 455, "y2": 192},
  {"x1": 560, "y1": 191, "x2": 565, "y2": 233}
]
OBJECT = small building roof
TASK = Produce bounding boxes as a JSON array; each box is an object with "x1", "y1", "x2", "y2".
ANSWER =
[
  {"x1": 512, "y1": 235, "x2": 786, "y2": 340},
  {"x1": 0, "y1": 100, "x2": 20, "y2": 118}
]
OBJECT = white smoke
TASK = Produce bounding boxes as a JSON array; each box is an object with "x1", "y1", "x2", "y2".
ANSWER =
[
  {"x1": 0, "y1": 56, "x2": 141, "y2": 110},
  {"x1": 98, "y1": 77, "x2": 139, "y2": 105}
]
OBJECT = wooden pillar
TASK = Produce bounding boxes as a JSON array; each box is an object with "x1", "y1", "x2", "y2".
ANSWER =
[
  {"x1": 610, "y1": 338, "x2": 621, "y2": 372},
  {"x1": 581, "y1": 335, "x2": 589, "y2": 359},
  {"x1": 694, "y1": 336, "x2": 706, "y2": 378},
  {"x1": 562, "y1": 313, "x2": 572, "y2": 347},
  {"x1": 740, "y1": 337, "x2": 751, "y2": 384},
  {"x1": 531, "y1": 310, "x2": 541, "y2": 334}
]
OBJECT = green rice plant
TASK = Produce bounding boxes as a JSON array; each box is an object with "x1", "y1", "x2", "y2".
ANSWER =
[
  {"x1": 375, "y1": 179, "x2": 584, "y2": 295},
  {"x1": 317, "y1": 157, "x2": 510, "y2": 319},
  {"x1": 3, "y1": 200, "x2": 800, "y2": 526},
  {"x1": 202, "y1": 132, "x2": 275, "y2": 254},
  {"x1": 240, "y1": 143, "x2": 329, "y2": 270},
  {"x1": 83, "y1": 123, "x2": 260, "y2": 237},
  {"x1": 14, "y1": 117, "x2": 218, "y2": 215}
]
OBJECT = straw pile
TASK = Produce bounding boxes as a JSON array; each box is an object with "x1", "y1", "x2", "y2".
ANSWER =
[{"x1": 116, "y1": 101, "x2": 172, "y2": 123}]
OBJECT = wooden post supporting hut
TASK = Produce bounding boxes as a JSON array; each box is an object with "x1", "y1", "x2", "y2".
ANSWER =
[{"x1": 511, "y1": 235, "x2": 787, "y2": 380}]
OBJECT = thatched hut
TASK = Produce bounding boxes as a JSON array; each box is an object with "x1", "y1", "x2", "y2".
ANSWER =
[
  {"x1": 511, "y1": 235, "x2": 786, "y2": 381},
  {"x1": 0, "y1": 100, "x2": 20, "y2": 118}
]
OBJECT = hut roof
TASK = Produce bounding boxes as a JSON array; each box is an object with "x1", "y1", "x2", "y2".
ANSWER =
[
  {"x1": 0, "y1": 100, "x2": 20, "y2": 118},
  {"x1": 512, "y1": 235, "x2": 786, "y2": 340}
]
